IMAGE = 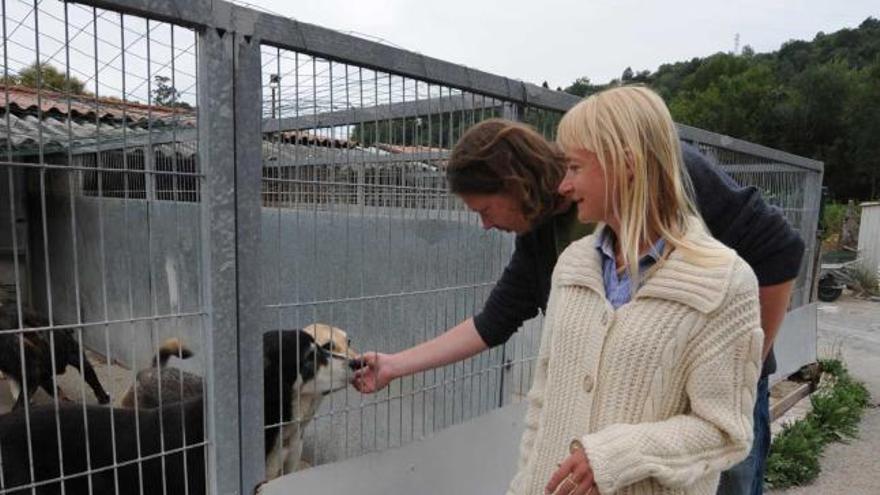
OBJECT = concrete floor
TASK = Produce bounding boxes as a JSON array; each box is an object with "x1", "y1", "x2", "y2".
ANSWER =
[{"x1": 769, "y1": 295, "x2": 880, "y2": 495}]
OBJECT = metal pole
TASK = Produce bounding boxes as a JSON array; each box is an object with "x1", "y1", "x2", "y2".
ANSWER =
[
  {"x1": 234, "y1": 31, "x2": 266, "y2": 493},
  {"x1": 198, "y1": 25, "x2": 242, "y2": 495}
]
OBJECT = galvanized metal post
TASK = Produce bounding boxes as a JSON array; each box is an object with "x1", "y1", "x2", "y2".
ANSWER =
[
  {"x1": 802, "y1": 168, "x2": 824, "y2": 306},
  {"x1": 234, "y1": 31, "x2": 267, "y2": 494},
  {"x1": 198, "y1": 25, "x2": 241, "y2": 495}
]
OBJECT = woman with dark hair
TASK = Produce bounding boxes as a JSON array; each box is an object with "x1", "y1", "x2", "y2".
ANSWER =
[{"x1": 446, "y1": 118, "x2": 568, "y2": 232}]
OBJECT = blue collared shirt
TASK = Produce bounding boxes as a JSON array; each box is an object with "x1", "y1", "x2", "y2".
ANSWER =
[{"x1": 596, "y1": 227, "x2": 666, "y2": 309}]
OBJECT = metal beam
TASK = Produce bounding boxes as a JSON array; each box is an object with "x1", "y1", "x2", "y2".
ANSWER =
[
  {"x1": 70, "y1": 0, "x2": 581, "y2": 112},
  {"x1": 678, "y1": 123, "x2": 823, "y2": 172},
  {"x1": 264, "y1": 94, "x2": 504, "y2": 132},
  {"x1": 264, "y1": 150, "x2": 449, "y2": 168}
]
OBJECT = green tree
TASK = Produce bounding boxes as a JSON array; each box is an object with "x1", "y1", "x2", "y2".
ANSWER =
[
  {"x1": 843, "y1": 58, "x2": 880, "y2": 198},
  {"x1": 668, "y1": 62, "x2": 781, "y2": 144},
  {"x1": 563, "y1": 76, "x2": 598, "y2": 97},
  {"x1": 6, "y1": 62, "x2": 87, "y2": 94},
  {"x1": 152, "y1": 75, "x2": 191, "y2": 108}
]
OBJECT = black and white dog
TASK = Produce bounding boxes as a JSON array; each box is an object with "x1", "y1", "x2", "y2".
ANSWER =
[
  {"x1": 263, "y1": 328, "x2": 353, "y2": 477},
  {"x1": 0, "y1": 295, "x2": 111, "y2": 410},
  {"x1": 118, "y1": 328, "x2": 354, "y2": 479},
  {"x1": 0, "y1": 396, "x2": 205, "y2": 495}
]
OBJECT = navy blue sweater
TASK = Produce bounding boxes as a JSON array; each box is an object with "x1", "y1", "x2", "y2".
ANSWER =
[{"x1": 473, "y1": 144, "x2": 806, "y2": 376}]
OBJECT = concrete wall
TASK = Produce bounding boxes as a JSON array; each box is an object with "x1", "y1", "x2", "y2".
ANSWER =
[
  {"x1": 858, "y1": 202, "x2": 880, "y2": 278},
  {"x1": 0, "y1": 166, "x2": 29, "y2": 296},
  {"x1": 769, "y1": 303, "x2": 818, "y2": 386},
  {"x1": 30, "y1": 194, "x2": 542, "y2": 465}
]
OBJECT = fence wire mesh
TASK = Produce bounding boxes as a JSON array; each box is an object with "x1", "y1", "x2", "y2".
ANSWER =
[
  {"x1": 0, "y1": 0, "x2": 822, "y2": 493},
  {"x1": 1, "y1": 1, "x2": 206, "y2": 494}
]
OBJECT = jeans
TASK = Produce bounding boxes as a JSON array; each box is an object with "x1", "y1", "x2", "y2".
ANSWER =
[{"x1": 717, "y1": 375, "x2": 770, "y2": 495}]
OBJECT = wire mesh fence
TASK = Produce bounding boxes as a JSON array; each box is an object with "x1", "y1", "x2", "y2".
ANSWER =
[
  {"x1": 0, "y1": 0, "x2": 823, "y2": 494},
  {"x1": 1, "y1": 1, "x2": 207, "y2": 494}
]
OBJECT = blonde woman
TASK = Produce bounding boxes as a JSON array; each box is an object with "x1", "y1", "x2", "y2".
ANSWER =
[{"x1": 508, "y1": 86, "x2": 764, "y2": 495}]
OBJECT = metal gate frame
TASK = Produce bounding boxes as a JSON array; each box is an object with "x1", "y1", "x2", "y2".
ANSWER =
[{"x1": 39, "y1": 1, "x2": 825, "y2": 493}]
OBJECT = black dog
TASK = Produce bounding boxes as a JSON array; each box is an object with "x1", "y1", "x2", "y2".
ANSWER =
[
  {"x1": 0, "y1": 397, "x2": 205, "y2": 495},
  {"x1": 0, "y1": 303, "x2": 111, "y2": 410}
]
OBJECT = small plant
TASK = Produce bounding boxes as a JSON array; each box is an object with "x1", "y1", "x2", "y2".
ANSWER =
[
  {"x1": 847, "y1": 265, "x2": 880, "y2": 297},
  {"x1": 764, "y1": 359, "x2": 871, "y2": 489}
]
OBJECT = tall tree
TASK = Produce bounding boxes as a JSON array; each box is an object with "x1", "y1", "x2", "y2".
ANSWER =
[
  {"x1": 152, "y1": 75, "x2": 191, "y2": 108},
  {"x1": 7, "y1": 62, "x2": 87, "y2": 94}
]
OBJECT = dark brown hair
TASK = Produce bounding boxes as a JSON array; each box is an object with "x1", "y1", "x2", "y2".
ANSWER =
[{"x1": 446, "y1": 118, "x2": 566, "y2": 225}]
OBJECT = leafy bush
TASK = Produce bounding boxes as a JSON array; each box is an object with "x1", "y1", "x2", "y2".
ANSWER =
[
  {"x1": 821, "y1": 202, "x2": 848, "y2": 241},
  {"x1": 765, "y1": 359, "x2": 871, "y2": 489}
]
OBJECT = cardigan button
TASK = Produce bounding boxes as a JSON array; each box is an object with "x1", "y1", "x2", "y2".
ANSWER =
[
  {"x1": 600, "y1": 312, "x2": 609, "y2": 326},
  {"x1": 583, "y1": 373, "x2": 594, "y2": 393}
]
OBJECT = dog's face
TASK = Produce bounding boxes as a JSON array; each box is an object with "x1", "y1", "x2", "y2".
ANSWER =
[
  {"x1": 264, "y1": 330, "x2": 350, "y2": 400},
  {"x1": 302, "y1": 324, "x2": 358, "y2": 360},
  {"x1": 297, "y1": 334, "x2": 350, "y2": 397}
]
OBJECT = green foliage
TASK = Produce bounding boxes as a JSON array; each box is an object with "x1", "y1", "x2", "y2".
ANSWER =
[
  {"x1": 561, "y1": 17, "x2": 880, "y2": 200},
  {"x1": 765, "y1": 420, "x2": 823, "y2": 487},
  {"x1": 152, "y1": 75, "x2": 192, "y2": 109},
  {"x1": 820, "y1": 202, "x2": 847, "y2": 239},
  {"x1": 765, "y1": 359, "x2": 871, "y2": 489},
  {"x1": 4, "y1": 62, "x2": 87, "y2": 94},
  {"x1": 563, "y1": 76, "x2": 598, "y2": 97}
]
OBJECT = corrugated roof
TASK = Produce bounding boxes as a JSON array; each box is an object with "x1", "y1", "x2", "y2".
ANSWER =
[
  {"x1": 0, "y1": 86, "x2": 435, "y2": 167},
  {"x1": 0, "y1": 85, "x2": 194, "y2": 126},
  {"x1": 0, "y1": 85, "x2": 195, "y2": 157}
]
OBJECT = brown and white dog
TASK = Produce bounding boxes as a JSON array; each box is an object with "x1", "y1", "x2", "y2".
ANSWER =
[
  {"x1": 118, "y1": 337, "x2": 197, "y2": 409},
  {"x1": 119, "y1": 325, "x2": 357, "y2": 479}
]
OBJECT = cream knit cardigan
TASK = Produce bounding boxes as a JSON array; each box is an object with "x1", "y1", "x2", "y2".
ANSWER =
[{"x1": 507, "y1": 223, "x2": 764, "y2": 495}]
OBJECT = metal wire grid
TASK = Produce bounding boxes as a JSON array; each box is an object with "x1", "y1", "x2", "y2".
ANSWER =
[
  {"x1": 0, "y1": 0, "x2": 825, "y2": 493},
  {"x1": 692, "y1": 142, "x2": 821, "y2": 307},
  {"x1": 256, "y1": 61, "x2": 823, "y2": 469},
  {"x1": 258, "y1": 45, "x2": 539, "y2": 471},
  {"x1": 1, "y1": 1, "x2": 205, "y2": 494}
]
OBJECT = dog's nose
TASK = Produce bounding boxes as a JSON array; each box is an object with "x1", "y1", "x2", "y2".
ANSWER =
[{"x1": 348, "y1": 358, "x2": 366, "y2": 371}]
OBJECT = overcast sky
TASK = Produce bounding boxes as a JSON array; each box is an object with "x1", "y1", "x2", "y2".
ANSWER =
[{"x1": 260, "y1": 0, "x2": 877, "y2": 89}]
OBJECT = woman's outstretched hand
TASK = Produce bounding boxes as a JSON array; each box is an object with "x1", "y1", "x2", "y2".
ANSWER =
[{"x1": 351, "y1": 352, "x2": 397, "y2": 393}]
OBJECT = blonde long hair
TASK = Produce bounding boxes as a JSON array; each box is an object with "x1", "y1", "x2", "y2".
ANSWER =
[{"x1": 556, "y1": 86, "x2": 721, "y2": 285}]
